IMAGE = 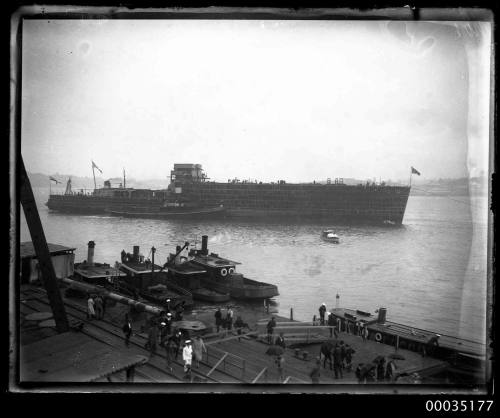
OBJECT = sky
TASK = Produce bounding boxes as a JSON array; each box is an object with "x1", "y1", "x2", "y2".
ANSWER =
[{"x1": 20, "y1": 18, "x2": 491, "y2": 184}]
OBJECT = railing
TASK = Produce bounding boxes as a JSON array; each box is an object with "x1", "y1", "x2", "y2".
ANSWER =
[
  {"x1": 206, "y1": 352, "x2": 228, "y2": 377},
  {"x1": 251, "y1": 367, "x2": 268, "y2": 384},
  {"x1": 206, "y1": 346, "x2": 248, "y2": 380}
]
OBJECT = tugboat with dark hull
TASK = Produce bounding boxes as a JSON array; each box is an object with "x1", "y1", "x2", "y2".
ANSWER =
[
  {"x1": 166, "y1": 235, "x2": 279, "y2": 300},
  {"x1": 166, "y1": 254, "x2": 231, "y2": 303},
  {"x1": 116, "y1": 245, "x2": 193, "y2": 310}
]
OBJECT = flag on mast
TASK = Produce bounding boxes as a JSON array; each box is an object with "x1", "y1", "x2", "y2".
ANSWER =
[
  {"x1": 411, "y1": 166, "x2": 421, "y2": 176},
  {"x1": 49, "y1": 176, "x2": 61, "y2": 184},
  {"x1": 92, "y1": 160, "x2": 102, "y2": 173}
]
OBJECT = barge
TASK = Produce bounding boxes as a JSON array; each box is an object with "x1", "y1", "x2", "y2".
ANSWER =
[{"x1": 327, "y1": 306, "x2": 486, "y2": 378}]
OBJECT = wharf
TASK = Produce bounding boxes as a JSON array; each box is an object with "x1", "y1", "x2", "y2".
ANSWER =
[
  {"x1": 17, "y1": 284, "x2": 454, "y2": 387},
  {"x1": 328, "y1": 308, "x2": 486, "y2": 358}
]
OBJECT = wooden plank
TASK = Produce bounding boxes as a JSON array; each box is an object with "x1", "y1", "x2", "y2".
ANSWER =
[{"x1": 205, "y1": 331, "x2": 258, "y2": 345}]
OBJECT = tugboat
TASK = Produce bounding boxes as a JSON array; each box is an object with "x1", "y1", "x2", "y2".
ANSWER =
[
  {"x1": 73, "y1": 241, "x2": 128, "y2": 292},
  {"x1": 166, "y1": 236, "x2": 279, "y2": 300},
  {"x1": 116, "y1": 245, "x2": 193, "y2": 309},
  {"x1": 166, "y1": 253, "x2": 231, "y2": 303},
  {"x1": 321, "y1": 229, "x2": 340, "y2": 243}
]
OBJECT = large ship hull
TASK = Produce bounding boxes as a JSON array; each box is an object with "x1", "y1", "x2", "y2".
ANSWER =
[
  {"x1": 46, "y1": 164, "x2": 411, "y2": 224},
  {"x1": 175, "y1": 182, "x2": 411, "y2": 224}
]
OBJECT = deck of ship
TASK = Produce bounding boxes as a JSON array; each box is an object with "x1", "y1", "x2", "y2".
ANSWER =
[{"x1": 328, "y1": 308, "x2": 486, "y2": 358}]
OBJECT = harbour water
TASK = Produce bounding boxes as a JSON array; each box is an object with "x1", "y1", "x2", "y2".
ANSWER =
[{"x1": 19, "y1": 187, "x2": 489, "y2": 345}]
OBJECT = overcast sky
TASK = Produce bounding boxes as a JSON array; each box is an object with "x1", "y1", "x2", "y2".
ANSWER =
[{"x1": 20, "y1": 19, "x2": 491, "y2": 183}]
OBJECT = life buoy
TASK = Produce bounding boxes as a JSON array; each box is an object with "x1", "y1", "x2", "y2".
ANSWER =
[
  {"x1": 228, "y1": 267, "x2": 235, "y2": 274},
  {"x1": 180, "y1": 256, "x2": 188, "y2": 263},
  {"x1": 220, "y1": 268, "x2": 228, "y2": 277},
  {"x1": 374, "y1": 332, "x2": 383, "y2": 342}
]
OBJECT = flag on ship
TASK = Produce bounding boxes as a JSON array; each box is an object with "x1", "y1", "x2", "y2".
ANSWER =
[
  {"x1": 411, "y1": 166, "x2": 421, "y2": 176},
  {"x1": 92, "y1": 160, "x2": 102, "y2": 173},
  {"x1": 49, "y1": 176, "x2": 61, "y2": 184}
]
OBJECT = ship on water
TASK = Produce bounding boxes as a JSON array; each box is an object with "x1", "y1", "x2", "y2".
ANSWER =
[{"x1": 47, "y1": 163, "x2": 411, "y2": 224}]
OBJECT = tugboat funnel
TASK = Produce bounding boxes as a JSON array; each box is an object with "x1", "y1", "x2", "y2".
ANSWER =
[
  {"x1": 133, "y1": 245, "x2": 140, "y2": 263},
  {"x1": 377, "y1": 307, "x2": 387, "y2": 324},
  {"x1": 201, "y1": 235, "x2": 208, "y2": 255},
  {"x1": 87, "y1": 241, "x2": 95, "y2": 266}
]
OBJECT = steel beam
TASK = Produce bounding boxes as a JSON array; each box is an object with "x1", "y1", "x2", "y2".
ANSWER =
[{"x1": 19, "y1": 157, "x2": 69, "y2": 333}]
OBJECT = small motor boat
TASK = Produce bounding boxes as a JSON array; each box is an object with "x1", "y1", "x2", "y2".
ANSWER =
[{"x1": 321, "y1": 230, "x2": 340, "y2": 243}]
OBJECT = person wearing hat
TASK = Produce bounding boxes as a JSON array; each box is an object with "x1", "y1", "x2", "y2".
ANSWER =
[
  {"x1": 165, "y1": 312, "x2": 173, "y2": 336},
  {"x1": 172, "y1": 330, "x2": 182, "y2": 360},
  {"x1": 319, "y1": 303, "x2": 327, "y2": 326},
  {"x1": 165, "y1": 299, "x2": 171, "y2": 314},
  {"x1": 182, "y1": 340, "x2": 193, "y2": 380}
]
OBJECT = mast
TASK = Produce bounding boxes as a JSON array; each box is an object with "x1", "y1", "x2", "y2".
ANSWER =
[
  {"x1": 123, "y1": 168, "x2": 126, "y2": 189},
  {"x1": 151, "y1": 246, "x2": 156, "y2": 280},
  {"x1": 92, "y1": 164, "x2": 96, "y2": 190}
]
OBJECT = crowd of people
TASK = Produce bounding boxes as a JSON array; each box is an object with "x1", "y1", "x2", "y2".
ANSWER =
[
  {"x1": 313, "y1": 303, "x2": 401, "y2": 384},
  {"x1": 214, "y1": 306, "x2": 250, "y2": 339},
  {"x1": 91, "y1": 294, "x2": 413, "y2": 384},
  {"x1": 118, "y1": 299, "x2": 208, "y2": 381}
]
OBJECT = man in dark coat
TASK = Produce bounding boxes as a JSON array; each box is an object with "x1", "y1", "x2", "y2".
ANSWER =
[
  {"x1": 423, "y1": 334, "x2": 440, "y2": 356},
  {"x1": 327, "y1": 313, "x2": 336, "y2": 338},
  {"x1": 318, "y1": 303, "x2": 327, "y2": 325},
  {"x1": 340, "y1": 340, "x2": 346, "y2": 369},
  {"x1": 333, "y1": 344, "x2": 343, "y2": 379},
  {"x1": 214, "y1": 308, "x2": 223, "y2": 333},
  {"x1": 175, "y1": 301, "x2": 185, "y2": 320},
  {"x1": 266, "y1": 317, "x2": 277, "y2": 344},
  {"x1": 171, "y1": 331, "x2": 182, "y2": 360},
  {"x1": 345, "y1": 344, "x2": 355, "y2": 371},
  {"x1": 145, "y1": 319, "x2": 158, "y2": 356},
  {"x1": 376, "y1": 357, "x2": 386, "y2": 381},
  {"x1": 275, "y1": 332, "x2": 286, "y2": 349},
  {"x1": 122, "y1": 313, "x2": 132, "y2": 347},
  {"x1": 234, "y1": 316, "x2": 250, "y2": 341}
]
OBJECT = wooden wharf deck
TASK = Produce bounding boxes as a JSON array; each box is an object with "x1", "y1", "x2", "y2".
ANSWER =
[
  {"x1": 20, "y1": 286, "x2": 242, "y2": 384},
  {"x1": 19, "y1": 285, "x2": 479, "y2": 386}
]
